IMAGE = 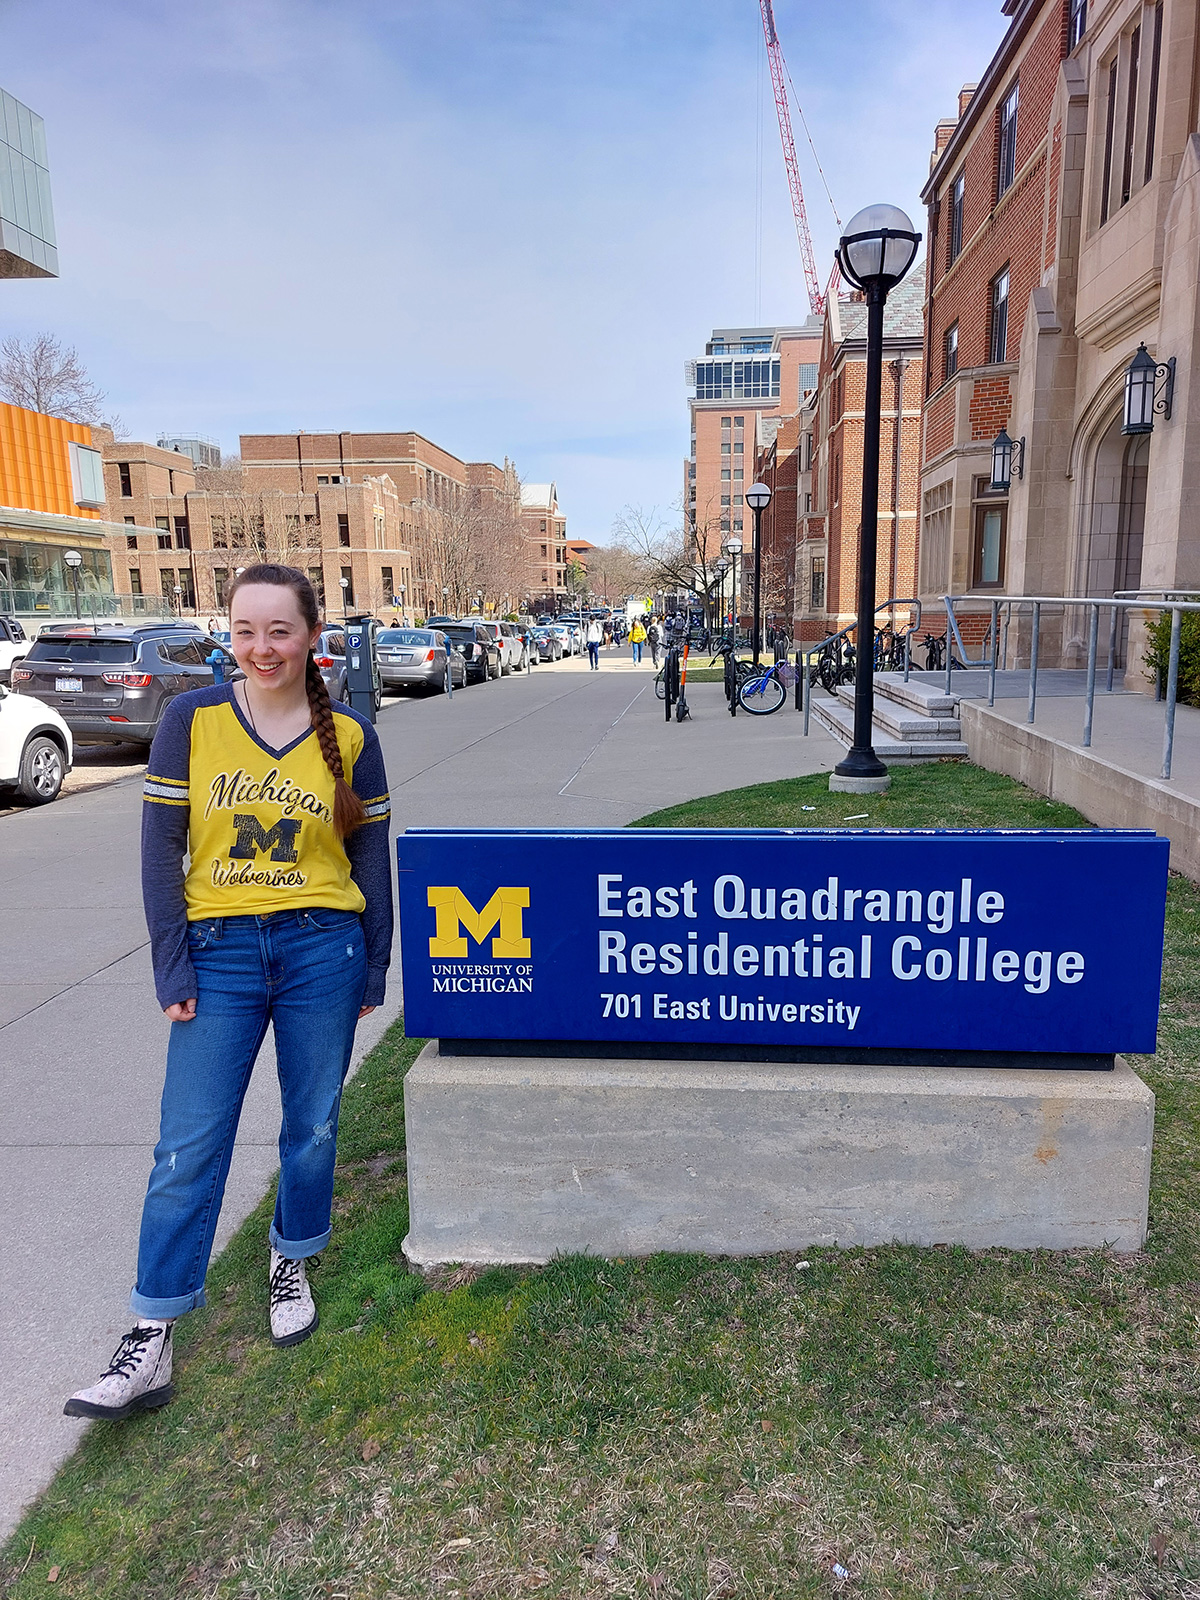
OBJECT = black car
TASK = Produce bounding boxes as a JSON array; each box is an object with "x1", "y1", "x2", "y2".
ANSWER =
[
  {"x1": 11, "y1": 622, "x2": 236, "y2": 747},
  {"x1": 439, "y1": 623, "x2": 501, "y2": 684}
]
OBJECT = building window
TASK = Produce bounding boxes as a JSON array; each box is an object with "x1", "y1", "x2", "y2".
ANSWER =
[
  {"x1": 317, "y1": 475, "x2": 329, "y2": 485},
  {"x1": 721, "y1": 441, "x2": 731, "y2": 455},
  {"x1": 720, "y1": 469, "x2": 731, "y2": 482},
  {"x1": 381, "y1": 566, "x2": 394, "y2": 601},
  {"x1": 118, "y1": 463, "x2": 132, "y2": 497},
  {"x1": 944, "y1": 322, "x2": 959, "y2": 381},
  {"x1": 374, "y1": 513, "x2": 384, "y2": 545},
  {"x1": 159, "y1": 567, "x2": 175, "y2": 598},
  {"x1": 804, "y1": 492, "x2": 813, "y2": 512},
  {"x1": 920, "y1": 481, "x2": 953, "y2": 593},
  {"x1": 174, "y1": 517, "x2": 190, "y2": 550},
  {"x1": 1145, "y1": 2, "x2": 1163, "y2": 183},
  {"x1": 971, "y1": 476, "x2": 1008, "y2": 588},
  {"x1": 123, "y1": 515, "x2": 135, "y2": 525},
  {"x1": 989, "y1": 268, "x2": 1010, "y2": 364},
  {"x1": 210, "y1": 515, "x2": 227, "y2": 547},
  {"x1": 338, "y1": 513, "x2": 350, "y2": 548},
  {"x1": 733, "y1": 468, "x2": 743, "y2": 481},
  {"x1": 1120, "y1": 23, "x2": 1142, "y2": 208},
  {"x1": 1101, "y1": 55, "x2": 1118, "y2": 224},
  {"x1": 734, "y1": 416, "x2": 744, "y2": 428},
  {"x1": 212, "y1": 566, "x2": 228, "y2": 605},
  {"x1": 733, "y1": 439, "x2": 743, "y2": 454},
  {"x1": 732, "y1": 518, "x2": 743, "y2": 532},
  {"x1": 949, "y1": 172, "x2": 964, "y2": 264},
  {"x1": 126, "y1": 534, "x2": 138, "y2": 551},
  {"x1": 308, "y1": 567, "x2": 324, "y2": 606},
  {"x1": 129, "y1": 569, "x2": 142, "y2": 597},
  {"x1": 997, "y1": 82, "x2": 1019, "y2": 197},
  {"x1": 810, "y1": 556, "x2": 826, "y2": 611},
  {"x1": 721, "y1": 495, "x2": 731, "y2": 507},
  {"x1": 1068, "y1": 0, "x2": 1086, "y2": 49},
  {"x1": 340, "y1": 567, "x2": 354, "y2": 609}
]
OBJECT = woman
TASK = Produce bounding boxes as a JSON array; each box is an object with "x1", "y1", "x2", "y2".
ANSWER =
[
  {"x1": 65, "y1": 565, "x2": 392, "y2": 1420},
  {"x1": 629, "y1": 617, "x2": 647, "y2": 664}
]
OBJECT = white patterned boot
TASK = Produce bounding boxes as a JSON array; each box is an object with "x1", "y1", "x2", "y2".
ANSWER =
[
  {"x1": 269, "y1": 1248, "x2": 319, "y2": 1347},
  {"x1": 64, "y1": 1320, "x2": 174, "y2": 1420}
]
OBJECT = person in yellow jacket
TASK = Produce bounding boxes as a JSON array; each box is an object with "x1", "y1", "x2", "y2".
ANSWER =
[{"x1": 629, "y1": 618, "x2": 647, "y2": 664}]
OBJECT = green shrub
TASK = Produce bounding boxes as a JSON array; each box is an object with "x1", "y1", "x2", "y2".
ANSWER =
[{"x1": 1144, "y1": 609, "x2": 1200, "y2": 705}]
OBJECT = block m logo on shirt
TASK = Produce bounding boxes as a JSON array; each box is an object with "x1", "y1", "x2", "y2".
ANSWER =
[
  {"x1": 427, "y1": 886, "x2": 531, "y2": 958},
  {"x1": 229, "y1": 814, "x2": 302, "y2": 863}
]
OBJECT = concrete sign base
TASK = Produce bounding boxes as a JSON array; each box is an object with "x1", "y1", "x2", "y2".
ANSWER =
[{"x1": 401, "y1": 1043, "x2": 1154, "y2": 1268}]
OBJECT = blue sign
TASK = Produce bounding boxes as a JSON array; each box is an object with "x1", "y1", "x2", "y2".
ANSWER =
[{"x1": 396, "y1": 829, "x2": 1168, "y2": 1057}]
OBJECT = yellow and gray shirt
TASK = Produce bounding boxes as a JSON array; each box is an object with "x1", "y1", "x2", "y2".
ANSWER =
[{"x1": 142, "y1": 683, "x2": 392, "y2": 1007}]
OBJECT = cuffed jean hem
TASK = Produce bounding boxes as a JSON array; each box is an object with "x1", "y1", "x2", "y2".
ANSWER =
[
  {"x1": 130, "y1": 1285, "x2": 207, "y2": 1320},
  {"x1": 269, "y1": 1222, "x2": 331, "y2": 1259}
]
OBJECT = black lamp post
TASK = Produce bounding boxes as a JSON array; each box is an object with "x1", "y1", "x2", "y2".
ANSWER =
[
  {"x1": 63, "y1": 548, "x2": 82, "y2": 619},
  {"x1": 830, "y1": 202, "x2": 921, "y2": 793},
  {"x1": 722, "y1": 535, "x2": 742, "y2": 643},
  {"x1": 745, "y1": 481, "x2": 772, "y2": 666}
]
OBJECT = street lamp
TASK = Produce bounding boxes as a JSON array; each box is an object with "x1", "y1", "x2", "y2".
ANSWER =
[
  {"x1": 745, "y1": 481, "x2": 772, "y2": 665},
  {"x1": 830, "y1": 202, "x2": 921, "y2": 793},
  {"x1": 715, "y1": 555, "x2": 730, "y2": 632},
  {"x1": 339, "y1": 574, "x2": 350, "y2": 621},
  {"x1": 722, "y1": 535, "x2": 742, "y2": 641},
  {"x1": 62, "y1": 548, "x2": 82, "y2": 619},
  {"x1": 990, "y1": 427, "x2": 1024, "y2": 492},
  {"x1": 173, "y1": 584, "x2": 183, "y2": 618}
]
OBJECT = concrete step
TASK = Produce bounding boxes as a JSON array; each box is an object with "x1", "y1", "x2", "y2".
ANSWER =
[
  {"x1": 810, "y1": 695, "x2": 969, "y2": 762},
  {"x1": 872, "y1": 672, "x2": 960, "y2": 717},
  {"x1": 833, "y1": 682, "x2": 963, "y2": 741}
]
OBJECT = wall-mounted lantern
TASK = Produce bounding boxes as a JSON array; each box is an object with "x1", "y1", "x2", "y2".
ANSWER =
[
  {"x1": 1122, "y1": 342, "x2": 1175, "y2": 435},
  {"x1": 990, "y1": 427, "x2": 1025, "y2": 492}
]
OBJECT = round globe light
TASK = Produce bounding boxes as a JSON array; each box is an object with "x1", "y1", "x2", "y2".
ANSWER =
[
  {"x1": 836, "y1": 203, "x2": 921, "y2": 291},
  {"x1": 745, "y1": 481, "x2": 772, "y2": 511}
]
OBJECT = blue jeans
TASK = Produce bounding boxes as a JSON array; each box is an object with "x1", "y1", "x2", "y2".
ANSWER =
[
  {"x1": 131, "y1": 909, "x2": 367, "y2": 1319},
  {"x1": 631, "y1": 642, "x2": 643, "y2": 663},
  {"x1": 587, "y1": 642, "x2": 600, "y2": 669}
]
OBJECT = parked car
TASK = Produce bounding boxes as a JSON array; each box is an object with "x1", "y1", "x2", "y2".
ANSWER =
[
  {"x1": 0, "y1": 683, "x2": 72, "y2": 804},
  {"x1": 530, "y1": 626, "x2": 563, "y2": 662},
  {"x1": 376, "y1": 628, "x2": 466, "y2": 695},
  {"x1": 511, "y1": 621, "x2": 538, "y2": 664},
  {"x1": 312, "y1": 627, "x2": 348, "y2": 702},
  {"x1": 10, "y1": 622, "x2": 234, "y2": 748},
  {"x1": 0, "y1": 615, "x2": 30, "y2": 686},
  {"x1": 439, "y1": 623, "x2": 501, "y2": 684},
  {"x1": 548, "y1": 623, "x2": 578, "y2": 657},
  {"x1": 474, "y1": 620, "x2": 526, "y2": 674}
]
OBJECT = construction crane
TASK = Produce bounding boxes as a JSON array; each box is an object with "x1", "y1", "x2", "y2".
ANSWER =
[{"x1": 759, "y1": 0, "x2": 825, "y2": 317}]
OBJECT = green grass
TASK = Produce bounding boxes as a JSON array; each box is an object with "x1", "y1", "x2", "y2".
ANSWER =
[{"x1": 5, "y1": 765, "x2": 1200, "y2": 1599}]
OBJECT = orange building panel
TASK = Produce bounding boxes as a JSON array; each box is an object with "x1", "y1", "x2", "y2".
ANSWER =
[{"x1": 0, "y1": 403, "x2": 100, "y2": 519}]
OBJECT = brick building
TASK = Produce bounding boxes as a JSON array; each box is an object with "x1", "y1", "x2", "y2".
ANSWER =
[
  {"x1": 792, "y1": 271, "x2": 926, "y2": 644},
  {"x1": 684, "y1": 320, "x2": 822, "y2": 586},
  {"x1": 101, "y1": 439, "x2": 416, "y2": 622},
  {"x1": 520, "y1": 483, "x2": 569, "y2": 611},
  {"x1": 920, "y1": 0, "x2": 1200, "y2": 673},
  {"x1": 240, "y1": 431, "x2": 528, "y2": 617}
]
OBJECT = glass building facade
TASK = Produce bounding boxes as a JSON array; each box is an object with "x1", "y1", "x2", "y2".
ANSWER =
[
  {"x1": 0, "y1": 88, "x2": 57, "y2": 278},
  {"x1": 0, "y1": 537, "x2": 114, "y2": 617}
]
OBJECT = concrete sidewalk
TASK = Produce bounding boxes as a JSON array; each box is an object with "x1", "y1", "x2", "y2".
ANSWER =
[{"x1": 0, "y1": 648, "x2": 839, "y2": 1540}]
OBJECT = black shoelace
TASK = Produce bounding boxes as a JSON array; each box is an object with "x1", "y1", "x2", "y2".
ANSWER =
[
  {"x1": 270, "y1": 1255, "x2": 306, "y2": 1307},
  {"x1": 102, "y1": 1325, "x2": 163, "y2": 1380}
]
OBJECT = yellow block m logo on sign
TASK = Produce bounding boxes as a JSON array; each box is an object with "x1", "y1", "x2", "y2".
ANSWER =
[{"x1": 427, "y1": 886, "x2": 531, "y2": 958}]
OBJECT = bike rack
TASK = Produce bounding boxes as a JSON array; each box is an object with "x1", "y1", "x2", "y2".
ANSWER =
[{"x1": 796, "y1": 598, "x2": 923, "y2": 735}]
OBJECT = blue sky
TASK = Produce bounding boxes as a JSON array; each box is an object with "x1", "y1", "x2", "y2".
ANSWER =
[{"x1": 1, "y1": 0, "x2": 1008, "y2": 539}]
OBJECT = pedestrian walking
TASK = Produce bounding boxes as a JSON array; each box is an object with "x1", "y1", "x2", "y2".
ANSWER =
[
  {"x1": 629, "y1": 617, "x2": 647, "y2": 664},
  {"x1": 64, "y1": 563, "x2": 392, "y2": 1422},
  {"x1": 647, "y1": 620, "x2": 661, "y2": 668},
  {"x1": 585, "y1": 617, "x2": 603, "y2": 670}
]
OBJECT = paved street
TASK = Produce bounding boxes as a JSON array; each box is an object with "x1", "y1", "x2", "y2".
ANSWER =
[{"x1": 0, "y1": 645, "x2": 840, "y2": 1539}]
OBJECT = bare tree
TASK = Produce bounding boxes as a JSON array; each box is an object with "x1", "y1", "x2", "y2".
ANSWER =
[
  {"x1": 579, "y1": 542, "x2": 648, "y2": 608},
  {"x1": 0, "y1": 332, "x2": 122, "y2": 432},
  {"x1": 613, "y1": 503, "x2": 727, "y2": 616}
]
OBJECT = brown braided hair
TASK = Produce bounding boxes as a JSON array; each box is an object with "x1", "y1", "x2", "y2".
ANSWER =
[{"x1": 226, "y1": 563, "x2": 367, "y2": 839}]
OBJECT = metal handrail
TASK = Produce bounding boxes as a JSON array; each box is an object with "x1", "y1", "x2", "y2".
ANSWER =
[
  {"x1": 943, "y1": 592, "x2": 1200, "y2": 778},
  {"x1": 796, "y1": 598, "x2": 923, "y2": 735}
]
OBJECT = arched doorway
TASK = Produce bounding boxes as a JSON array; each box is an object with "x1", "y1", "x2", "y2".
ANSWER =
[{"x1": 1081, "y1": 413, "x2": 1148, "y2": 664}]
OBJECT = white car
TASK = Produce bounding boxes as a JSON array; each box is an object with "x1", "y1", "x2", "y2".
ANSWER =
[
  {"x1": 0, "y1": 615, "x2": 30, "y2": 685},
  {"x1": 0, "y1": 685, "x2": 72, "y2": 804}
]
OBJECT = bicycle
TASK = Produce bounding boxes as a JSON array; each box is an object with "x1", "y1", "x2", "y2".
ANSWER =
[{"x1": 736, "y1": 658, "x2": 793, "y2": 715}]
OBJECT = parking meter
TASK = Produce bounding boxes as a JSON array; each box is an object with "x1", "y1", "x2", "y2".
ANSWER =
[{"x1": 344, "y1": 615, "x2": 379, "y2": 724}]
